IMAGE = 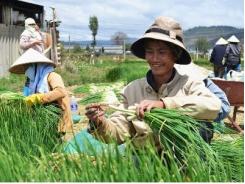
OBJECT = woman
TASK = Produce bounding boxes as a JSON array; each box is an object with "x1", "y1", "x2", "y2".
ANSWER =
[
  {"x1": 19, "y1": 18, "x2": 44, "y2": 53},
  {"x1": 9, "y1": 48, "x2": 73, "y2": 133},
  {"x1": 85, "y1": 16, "x2": 221, "y2": 148}
]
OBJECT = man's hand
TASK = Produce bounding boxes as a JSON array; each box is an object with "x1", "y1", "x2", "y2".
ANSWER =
[
  {"x1": 85, "y1": 103, "x2": 105, "y2": 124},
  {"x1": 136, "y1": 100, "x2": 165, "y2": 119},
  {"x1": 24, "y1": 93, "x2": 44, "y2": 106}
]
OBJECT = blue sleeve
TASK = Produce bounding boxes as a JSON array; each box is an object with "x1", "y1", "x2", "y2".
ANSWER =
[{"x1": 204, "y1": 79, "x2": 231, "y2": 122}]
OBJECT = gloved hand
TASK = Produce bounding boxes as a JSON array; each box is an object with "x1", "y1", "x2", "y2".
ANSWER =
[{"x1": 24, "y1": 93, "x2": 44, "y2": 106}]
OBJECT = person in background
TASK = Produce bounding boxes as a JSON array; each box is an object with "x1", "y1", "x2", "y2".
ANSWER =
[
  {"x1": 19, "y1": 18, "x2": 44, "y2": 53},
  {"x1": 85, "y1": 16, "x2": 221, "y2": 152},
  {"x1": 209, "y1": 37, "x2": 228, "y2": 78},
  {"x1": 224, "y1": 35, "x2": 241, "y2": 79},
  {"x1": 9, "y1": 48, "x2": 73, "y2": 133}
]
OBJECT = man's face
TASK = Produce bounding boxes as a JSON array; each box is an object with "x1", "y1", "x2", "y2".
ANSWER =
[{"x1": 145, "y1": 40, "x2": 176, "y2": 77}]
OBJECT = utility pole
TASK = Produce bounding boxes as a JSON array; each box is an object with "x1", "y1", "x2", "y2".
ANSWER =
[{"x1": 49, "y1": 7, "x2": 61, "y2": 65}]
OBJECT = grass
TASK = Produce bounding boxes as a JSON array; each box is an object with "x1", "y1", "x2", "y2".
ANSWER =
[
  {"x1": 0, "y1": 91, "x2": 243, "y2": 182},
  {"x1": 0, "y1": 74, "x2": 25, "y2": 92},
  {"x1": 0, "y1": 54, "x2": 243, "y2": 182},
  {"x1": 1, "y1": 55, "x2": 215, "y2": 92}
]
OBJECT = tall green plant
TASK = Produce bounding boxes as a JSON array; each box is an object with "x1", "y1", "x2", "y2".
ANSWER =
[{"x1": 89, "y1": 16, "x2": 98, "y2": 48}]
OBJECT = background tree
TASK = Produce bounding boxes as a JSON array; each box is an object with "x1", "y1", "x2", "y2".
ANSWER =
[
  {"x1": 89, "y1": 16, "x2": 99, "y2": 49},
  {"x1": 73, "y1": 44, "x2": 81, "y2": 53},
  {"x1": 195, "y1": 37, "x2": 210, "y2": 56},
  {"x1": 111, "y1": 31, "x2": 128, "y2": 45}
]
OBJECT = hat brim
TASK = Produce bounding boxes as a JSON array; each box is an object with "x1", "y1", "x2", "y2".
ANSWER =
[
  {"x1": 9, "y1": 61, "x2": 56, "y2": 74},
  {"x1": 8, "y1": 48, "x2": 56, "y2": 74},
  {"x1": 131, "y1": 32, "x2": 191, "y2": 65}
]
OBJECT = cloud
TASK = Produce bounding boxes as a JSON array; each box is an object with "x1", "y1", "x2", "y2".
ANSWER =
[{"x1": 20, "y1": 0, "x2": 244, "y2": 41}]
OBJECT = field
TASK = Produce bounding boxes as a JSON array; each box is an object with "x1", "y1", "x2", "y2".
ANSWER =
[{"x1": 0, "y1": 53, "x2": 243, "y2": 182}]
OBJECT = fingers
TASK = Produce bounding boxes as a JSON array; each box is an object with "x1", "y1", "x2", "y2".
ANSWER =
[
  {"x1": 85, "y1": 105, "x2": 105, "y2": 122},
  {"x1": 136, "y1": 102, "x2": 148, "y2": 119},
  {"x1": 136, "y1": 100, "x2": 158, "y2": 119},
  {"x1": 85, "y1": 103, "x2": 103, "y2": 110}
]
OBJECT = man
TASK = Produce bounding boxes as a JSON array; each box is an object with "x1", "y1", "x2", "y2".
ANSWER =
[
  {"x1": 224, "y1": 35, "x2": 241, "y2": 79},
  {"x1": 85, "y1": 16, "x2": 221, "y2": 149},
  {"x1": 210, "y1": 37, "x2": 228, "y2": 78}
]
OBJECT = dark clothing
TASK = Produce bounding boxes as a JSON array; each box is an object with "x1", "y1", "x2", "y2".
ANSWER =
[
  {"x1": 224, "y1": 43, "x2": 241, "y2": 67},
  {"x1": 210, "y1": 45, "x2": 227, "y2": 78},
  {"x1": 224, "y1": 43, "x2": 241, "y2": 78},
  {"x1": 210, "y1": 45, "x2": 227, "y2": 66},
  {"x1": 213, "y1": 65, "x2": 225, "y2": 78}
]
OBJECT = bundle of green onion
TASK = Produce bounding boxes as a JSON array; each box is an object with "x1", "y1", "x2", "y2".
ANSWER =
[
  {"x1": 211, "y1": 137, "x2": 244, "y2": 182},
  {"x1": 107, "y1": 105, "x2": 216, "y2": 166}
]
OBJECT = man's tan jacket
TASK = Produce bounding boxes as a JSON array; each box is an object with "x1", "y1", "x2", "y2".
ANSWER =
[{"x1": 92, "y1": 71, "x2": 221, "y2": 146}]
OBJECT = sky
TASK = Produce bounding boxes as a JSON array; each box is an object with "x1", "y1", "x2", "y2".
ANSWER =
[{"x1": 20, "y1": 0, "x2": 244, "y2": 41}]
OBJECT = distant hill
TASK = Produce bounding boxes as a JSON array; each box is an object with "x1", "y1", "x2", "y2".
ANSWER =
[
  {"x1": 183, "y1": 26, "x2": 244, "y2": 50},
  {"x1": 62, "y1": 26, "x2": 243, "y2": 50}
]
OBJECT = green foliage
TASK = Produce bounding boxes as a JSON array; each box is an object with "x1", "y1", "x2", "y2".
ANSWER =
[
  {"x1": 78, "y1": 93, "x2": 103, "y2": 105},
  {"x1": 73, "y1": 84, "x2": 91, "y2": 94},
  {"x1": 89, "y1": 16, "x2": 99, "y2": 47},
  {"x1": 0, "y1": 92, "x2": 243, "y2": 182},
  {"x1": 64, "y1": 61, "x2": 78, "y2": 73},
  {"x1": 195, "y1": 37, "x2": 210, "y2": 54},
  {"x1": 0, "y1": 74, "x2": 25, "y2": 92},
  {"x1": 106, "y1": 67, "x2": 124, "y2": 82},
  {"x1": 105, "y1": 60, "x2": 148, "y2": 83},
  {"x1": 193, "y1": 58, "x2": 213, "y2": 70},
  {"x1": 73, "y1": 44, "x2": 82, "y2": 53},
  {"x1": 0, "y1": 94, "x2": 61, "y2": 157},
  {"x1": 211, "y1": 137, "x2": 244, "y2": 181}
]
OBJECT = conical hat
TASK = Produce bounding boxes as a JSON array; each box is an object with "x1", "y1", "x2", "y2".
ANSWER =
[
  {"x1": 227, "y1": 35, "x2": 240, "y2": 43},
  {"x1": 215, "y1": 37, "x2": 228, "y2": 45},
  {"x1": 9, "y1": 48, "x2": 56, "y2": 74},
  {"x1": 175, "y1": 62, "x2": 209, "y2": 81}
]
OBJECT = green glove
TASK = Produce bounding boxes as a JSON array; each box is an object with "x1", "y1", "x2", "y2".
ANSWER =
[{"x1": 24, "y1": 93, "x2": 44, "y2": 106}]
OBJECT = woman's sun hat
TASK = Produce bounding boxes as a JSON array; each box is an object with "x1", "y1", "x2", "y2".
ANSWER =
[
  {"x1": 215, "y1": 37, "x2": 228, "y2": 45},
  {"x1": 9, "y1": 48, "x2": 56, "y2": 74},
  {"x1": 227, "y1": 35, "x2": 240, "y2": 43},
  {"x1": 130, "y1": 16, "x2": 191, "y2": 65}
]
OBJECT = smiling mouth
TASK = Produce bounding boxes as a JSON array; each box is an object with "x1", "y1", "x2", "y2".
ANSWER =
[{"x1": 151, "y1": 64, "x2": 164, "y2": 67}]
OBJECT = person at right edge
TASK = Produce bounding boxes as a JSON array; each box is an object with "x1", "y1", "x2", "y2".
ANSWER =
[
  {"x1": 224, "y1": 35, "x2": 241, "y2": 79},
  {"x1": 85, "y1": 16, "x2": 221, "y2": 154}
]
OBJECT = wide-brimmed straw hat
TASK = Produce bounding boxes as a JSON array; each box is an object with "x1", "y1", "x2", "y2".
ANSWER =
[
  {"x1": 9, "y1": 48, "x2": 56, "y2": 74},
  {"x1": 227, "y1": 35, "x2": 240, "y2": 43},
  {"x1": 131, "y1": 16, "x2": 191, "y2": 65},
  {"x1": 215, "y1": 37, "x2": 228, "y2": 45},
  {"x1": 175, "y1": 62, "x2": 209, "y2": 81}
]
